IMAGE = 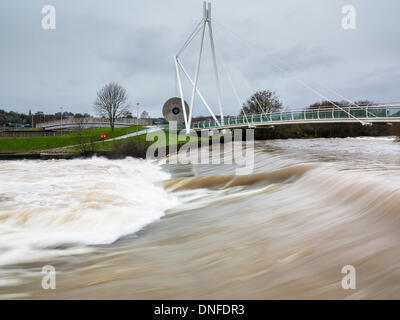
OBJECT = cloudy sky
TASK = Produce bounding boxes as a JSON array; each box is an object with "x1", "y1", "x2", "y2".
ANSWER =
[{"x1": 0, "y1": 0, "x2": 399, "y2": 117}]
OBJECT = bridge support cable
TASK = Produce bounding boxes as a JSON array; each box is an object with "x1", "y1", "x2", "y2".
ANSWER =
[
  {"x1": 219, "y1": 52, "x2": 251, "y2": 127},
  {"x1": 187, "y1": 19, "x2": 207, "y2": 131},
  {"x1": 274, "y1": 69, "x2": 366, "y2": 125},
  {"x1": 176, "y1": 19, "x2": 204, "y2": 58},
  {"x1": 174, "y1": 56, "x2": 189, "y2": 130},
  {"x1": 310, "y1": 84, "x2": 377, "y2": 119},
  {"x1": 207, "y1": 3, "x2": 224, "y2": 125},
  {"x1": 176, "y1": 57, "x2": 221, "y2": 126},
  {"x1": 237, "y1": 68, "x2": 269, "y2": 116},
  {"x1": 213, "y1": 21, "x2": 369, "y2": 126},
  {"x1": 213, "y1": 28, "x2": 269, "y2": 117},
  {"x1": 174, "y1": 2, "x2": 226, "y2": 133}
]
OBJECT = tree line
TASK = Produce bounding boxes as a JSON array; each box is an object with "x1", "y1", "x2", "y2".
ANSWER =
[
  {"x1": 0, "y1": 109, "x2": 92, "y2": 128},
  {"x1": 1, "y1": 82, "x2": 142, "y2": 131},
  {"x1": 240, "y1": 90, "x2": 377, "y2": 115},
  {"x1": 238, "y1": 90, "x2": 399, "y2": 139}
]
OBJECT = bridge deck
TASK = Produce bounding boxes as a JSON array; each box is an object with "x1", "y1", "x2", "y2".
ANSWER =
[{"x1": 186, "y1": 105, "x2": 400, "y2": 131}]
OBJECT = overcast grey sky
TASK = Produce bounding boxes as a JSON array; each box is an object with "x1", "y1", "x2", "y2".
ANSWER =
[{"x1": 0, "y1": 0, "x2": 399, "y2": 117}]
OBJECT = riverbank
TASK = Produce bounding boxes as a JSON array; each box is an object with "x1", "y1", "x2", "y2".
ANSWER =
[
  {"x1": 1, "y1": 123, "x2": 399, "y2": 160},
  {"x1": 0, "y1": 129, "x2": 206, "y2": 160},
  {"x1": 0, "y1": 151, "x2": 104, "y2": 160},
  {"x1": 0, "y1": 126, "x2": 146, "y2": 152},
  {"x1": 253, "y1": 122, "x2": 400, "y2": 140}
]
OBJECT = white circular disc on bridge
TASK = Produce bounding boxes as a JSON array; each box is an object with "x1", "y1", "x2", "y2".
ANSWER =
[{"x1": 162, "y1": 97, "x2": 189, "y2": 125}]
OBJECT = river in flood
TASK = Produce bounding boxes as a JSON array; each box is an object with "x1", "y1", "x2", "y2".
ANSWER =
[{"x1": 0, "y1": 137, "x2": 400, "y2": 299}]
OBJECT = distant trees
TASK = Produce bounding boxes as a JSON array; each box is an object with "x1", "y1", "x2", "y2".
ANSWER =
[
  {"x1": 308, "y1": 100, "x2": 375, "y2": 110},
  {"x1": 353, "y1": 100, "x2": 375, "y2": 107},
  {"x1": 0, "y1": 109, "x2": 31, "y2": 127},
  {"x1": 0, "y1": 109, "x2": 94, "y2": 128},
  {"x1": 308, "y1": 100, "x2": 343, "y2": 110},
  {"x1": 140, "y1": 110, "x2": 149, "y2": 119},
  {"x1": 123, "y1": 111, "x2": 133, "y2": 118},
  {"x1": 240, "y1": 90, "x2": 282, "y2": 115},
  {"x1": 94, "y1": 82, "x2": 130, "y2": 132},
  {"x1": 253, "y1": 122, "x2": 396, "y2": 140}
]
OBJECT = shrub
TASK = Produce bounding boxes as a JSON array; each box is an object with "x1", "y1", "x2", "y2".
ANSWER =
[{"x1": 110, "y1": 140, "x2": 152, "y2": 159}]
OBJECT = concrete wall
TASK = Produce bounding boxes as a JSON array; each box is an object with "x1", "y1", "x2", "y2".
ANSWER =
[{"x1": 0, "y1": 130, "x2": 71, "y2": 137}]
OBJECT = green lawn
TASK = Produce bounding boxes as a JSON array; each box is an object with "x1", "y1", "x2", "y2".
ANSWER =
[
  {"x1": 0, "y1": 126, "x2": 146, "y2": 152},
  {"x1": 65, "y1": 131, "x2": 207, "y2": 152}
]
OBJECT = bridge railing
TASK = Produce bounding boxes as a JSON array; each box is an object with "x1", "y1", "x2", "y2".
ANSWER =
[
  {"x1": 36, "y1": 117, "x2": 152, "y2": 128},
  {"x1": 191, "y1": 104, "x2": 400, "y2": 130}
]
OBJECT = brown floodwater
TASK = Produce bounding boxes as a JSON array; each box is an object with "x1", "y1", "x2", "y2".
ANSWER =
[{"x1": 0, "y1": 137, "x2": 400, "y2": 299}]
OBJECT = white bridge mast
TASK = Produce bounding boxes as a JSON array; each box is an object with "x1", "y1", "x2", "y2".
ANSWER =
[{"x1": 175, "y1": 1, "x2": 224, "y2": 133}]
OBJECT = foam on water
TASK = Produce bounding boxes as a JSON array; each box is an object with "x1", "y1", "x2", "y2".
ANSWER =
[
  {"x1": 0, "y1": 157, "x2": 179, "y2": 265},
  {"x1": 265, "y1": 136, "x2": 400, "y2": 155}
]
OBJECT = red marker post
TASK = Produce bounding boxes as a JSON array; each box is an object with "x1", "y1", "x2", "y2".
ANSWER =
[{"x1": 100, "y1": 133, "x2": 106, "y2": 146}]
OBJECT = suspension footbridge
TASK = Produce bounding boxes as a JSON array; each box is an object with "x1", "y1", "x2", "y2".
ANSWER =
[
  {"x1": 162, "y1": 2, "x2": 399, "y2": 133},
  {"x1": 190, "y1": 104, "x2": 400, "y2": 130},
  {"x1": 36, "y1": 2, "x2": 399, "y2": 134}
]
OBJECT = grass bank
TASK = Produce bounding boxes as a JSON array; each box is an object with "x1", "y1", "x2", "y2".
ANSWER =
[
  {"x1": 91, "y1": 132, "x2": 204, "y2": 152},
  {"x1": 65, "y1": 131, "x2": 207, "y2": 158},
  {"x1": 0, "y1": 126, "x2": 145, "y2": 152}
]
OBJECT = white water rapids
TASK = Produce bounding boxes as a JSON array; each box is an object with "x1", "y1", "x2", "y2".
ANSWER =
[
  {"x1": 0, "y1": 137, "x2": 400, "y2": 299},
  {"x1": 0, "y1": 158, "x2": 178, "y2": 266}
]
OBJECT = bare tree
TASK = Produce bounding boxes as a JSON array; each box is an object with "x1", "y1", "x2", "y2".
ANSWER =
[
  {"x1": 240, "y1": 90, "x2": 282, "y2": 115},
  {"x1": 308, "y1": 100, "x2": 375, "y2": 110},
  {"x1": 94, "y1": 82, "x2": 130, "y2": 131}
]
